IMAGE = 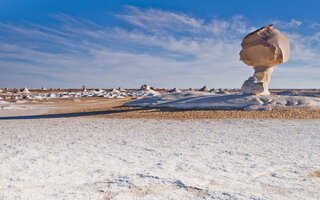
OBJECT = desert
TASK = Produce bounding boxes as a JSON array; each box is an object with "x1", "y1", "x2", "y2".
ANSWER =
[
  {"x1": 1, "y1": 87, "x2": 320, "y2": 199},
  {"x1": 1, "y1": 1, "x2": 320, "y2": 199}
]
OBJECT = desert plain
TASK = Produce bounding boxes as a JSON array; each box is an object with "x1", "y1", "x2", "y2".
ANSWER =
[{"x1": 0, "y1": 88, "x2": 320, "y2": 199}]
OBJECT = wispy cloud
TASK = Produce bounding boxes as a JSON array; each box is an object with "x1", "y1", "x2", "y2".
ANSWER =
[
  {"x1": 0, "y1": 7, "x2": 320, "y2": 88},
  {"x1": 118, "y1": 6, "x2": 203, "y2": 33},
  {"x1": 272, "y1": 19, "x2": 302, "y2": 29}
]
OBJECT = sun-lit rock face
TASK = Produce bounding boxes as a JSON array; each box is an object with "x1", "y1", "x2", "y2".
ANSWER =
[
  {"x1": 22, "y1": 86, "x2": 29, "y2": 93},
  {"x1": 240, "y1": 24, "x2": 290, "y2": 95},
  {"x1": 140, "y1": 84, "x2": 151, "y2": 90},
  {"x1": 82, "y1": 85, "x2": 87, "y2": 92},
  {"x1": 199, "y1": 85, "x2": 210, "y2": 92}
]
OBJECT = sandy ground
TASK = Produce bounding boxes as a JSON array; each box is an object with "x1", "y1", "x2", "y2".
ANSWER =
[
  {"x1": 0, "y1": 118, "x2": 319, "y2": 199},
  {"x1": 1, "y1": 96, "x2": 320, "y2": 199},
  {"x1": 2, "y1": 97, "x2": 320, "y2": 120}
]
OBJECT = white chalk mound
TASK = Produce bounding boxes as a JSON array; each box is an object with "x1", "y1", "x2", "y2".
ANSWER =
[
  {"x1": 125, "y1": 91, "x2": 320, "y2": 111},
  {"x1": 168, "y1": 88, "x2": 182, "y2": 93}
]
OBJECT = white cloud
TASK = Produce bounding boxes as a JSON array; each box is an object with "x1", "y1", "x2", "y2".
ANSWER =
[
  {"x1": 272, "y1": 19, "x2": 302, "y2": 29},
  {"x1": 118, "y1": 6, "x2": 203, "y2": 33}
]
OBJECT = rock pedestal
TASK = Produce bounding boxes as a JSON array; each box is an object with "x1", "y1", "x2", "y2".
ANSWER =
[
  {"x1": 240, "y1": 24, "x2": 290, "y2": 95},
  {"x1": 241, "y1": 66, "x2": 274, "y2": 95}
]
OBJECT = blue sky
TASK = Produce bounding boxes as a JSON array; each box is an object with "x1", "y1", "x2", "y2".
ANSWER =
[{"x1": 1, "y1": 0, "x2": 320, "y2": 89}]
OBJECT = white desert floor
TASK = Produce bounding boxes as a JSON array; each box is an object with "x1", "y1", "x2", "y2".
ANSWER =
[{"x1": 0, "y1": 118, "x2": 319, "y2": 199}]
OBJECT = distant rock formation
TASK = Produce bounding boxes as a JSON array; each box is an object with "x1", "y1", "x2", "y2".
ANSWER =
[
  {"x1": 240, "y1": 24, "x2": 290, "y2": 95},
  {"x1": 118, "y1": 87, "x2": 126, "y2": 92},
  {"x1": 210, "y1": 88, "x2": 218, "y2": 93},
  {"x1": 22, "y1": 86, "x2": 29, "y2": 93},
  {"x1": 140, "y1": 84, "x2": 151, "y2": 90},
  {"x1": 168, "y1": 88, "x2": 182, "y2": 93},
  {"x1": 41, "y1": 86, "x2": 47, "y2": 90},
  {"x1": 199, "y1": 85, "x2": 210, "y2": 92},
  {"x1": 82, "y1": 85, "x2": 87, "y2": 92},
  {"x1": 111, "y1": 89, "x2": 120, "y2": 93}
]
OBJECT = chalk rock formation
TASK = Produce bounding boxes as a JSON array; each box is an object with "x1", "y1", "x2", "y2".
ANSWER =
[
  {"x1": 111, "y1": 89, "x2": 120, "y2": 93},
  {"x1": 140, "y1": 84, "x2": 151, "y2": 90},
  {"x1": 168, "y1": 88, "x2": 181, "y2": 93},
  {"x1": 22, "y1": 86, "x2": 29, "y2": 93},
  {"x1": 240, "y1": 24, "x2": 290, "y2": 95},
  {"x1": 199, "y1": 86, "x2": 210, "y2": 92},
  {"x1": 82, "y1": 85, "x2": 87, "y2": 92},
  {"x1": 118, "y1": 87, "x2": 126, "y2": 92}
]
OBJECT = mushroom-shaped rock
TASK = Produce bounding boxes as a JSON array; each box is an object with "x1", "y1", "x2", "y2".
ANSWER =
[{"x1": 240, "y1": 24, "x2": 290, "y2": 95}]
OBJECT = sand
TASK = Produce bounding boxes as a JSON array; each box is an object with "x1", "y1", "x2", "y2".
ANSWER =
[
  {"x1": 1, "y1": 118, "x2": 319, "y2": 199},
  {"x1": 2, "y1": 97, "x2": 319, "y2": 120}
]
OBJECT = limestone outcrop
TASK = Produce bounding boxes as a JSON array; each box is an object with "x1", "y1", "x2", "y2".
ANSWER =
[
  {"x1": 22, "y1": 86, "x2": 29, "y2": 93},
  {"x1": 199, "y1": 86, "x2": 210, "y2": 92},
  {"x1": 169, "y1": 88, "x2": 181, "y2": 93},
  {"x1": 82, "y1": 85, "x2": 87, "y2": 92},
  {"x1": 140, "y1": 84, "x2": 151, "y2": 90},
  {"x1": 240, "y1": 24, "x2": 290, "y2": 95}
]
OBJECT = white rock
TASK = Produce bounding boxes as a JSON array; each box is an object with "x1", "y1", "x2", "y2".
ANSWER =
[
  {"x1": 47, "y1": 93, "x2": 57, "y2": 98},
  {"x1": 241, "y1": 76, "x2": 266, "y2": 95},
  {"x1": 168, "y1": 88, "x2": 182, "y2": 93},
  {"x1": 140, "y1": 84, "x2": 150, "y2": 90},
  {"x1": 199, "y1": 86, "x2": 210, "y2": 92},
  {"x1": 82, "y1": 85, "x2": 87, "y2": 92},
  {"x1": 118, "y1": 87, "x2": 126, "y2": 92},
  {"x1": 111, "y1": 89, "x2": 120, "y2": 93},
  {"x1": 210, "y1": 89, "x2": 218, "y2": 93},
  {"x1": 22, "y1": 86, "x2": 30, "y2": 93},
  {"x1": 240, "y1": 25, "x2": 290, "y2": 95}
]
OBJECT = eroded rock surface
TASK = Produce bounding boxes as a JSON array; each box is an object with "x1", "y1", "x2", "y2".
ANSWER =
[{"x1": 240, "y1": 25, "x2": 290, "y2": 95}]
